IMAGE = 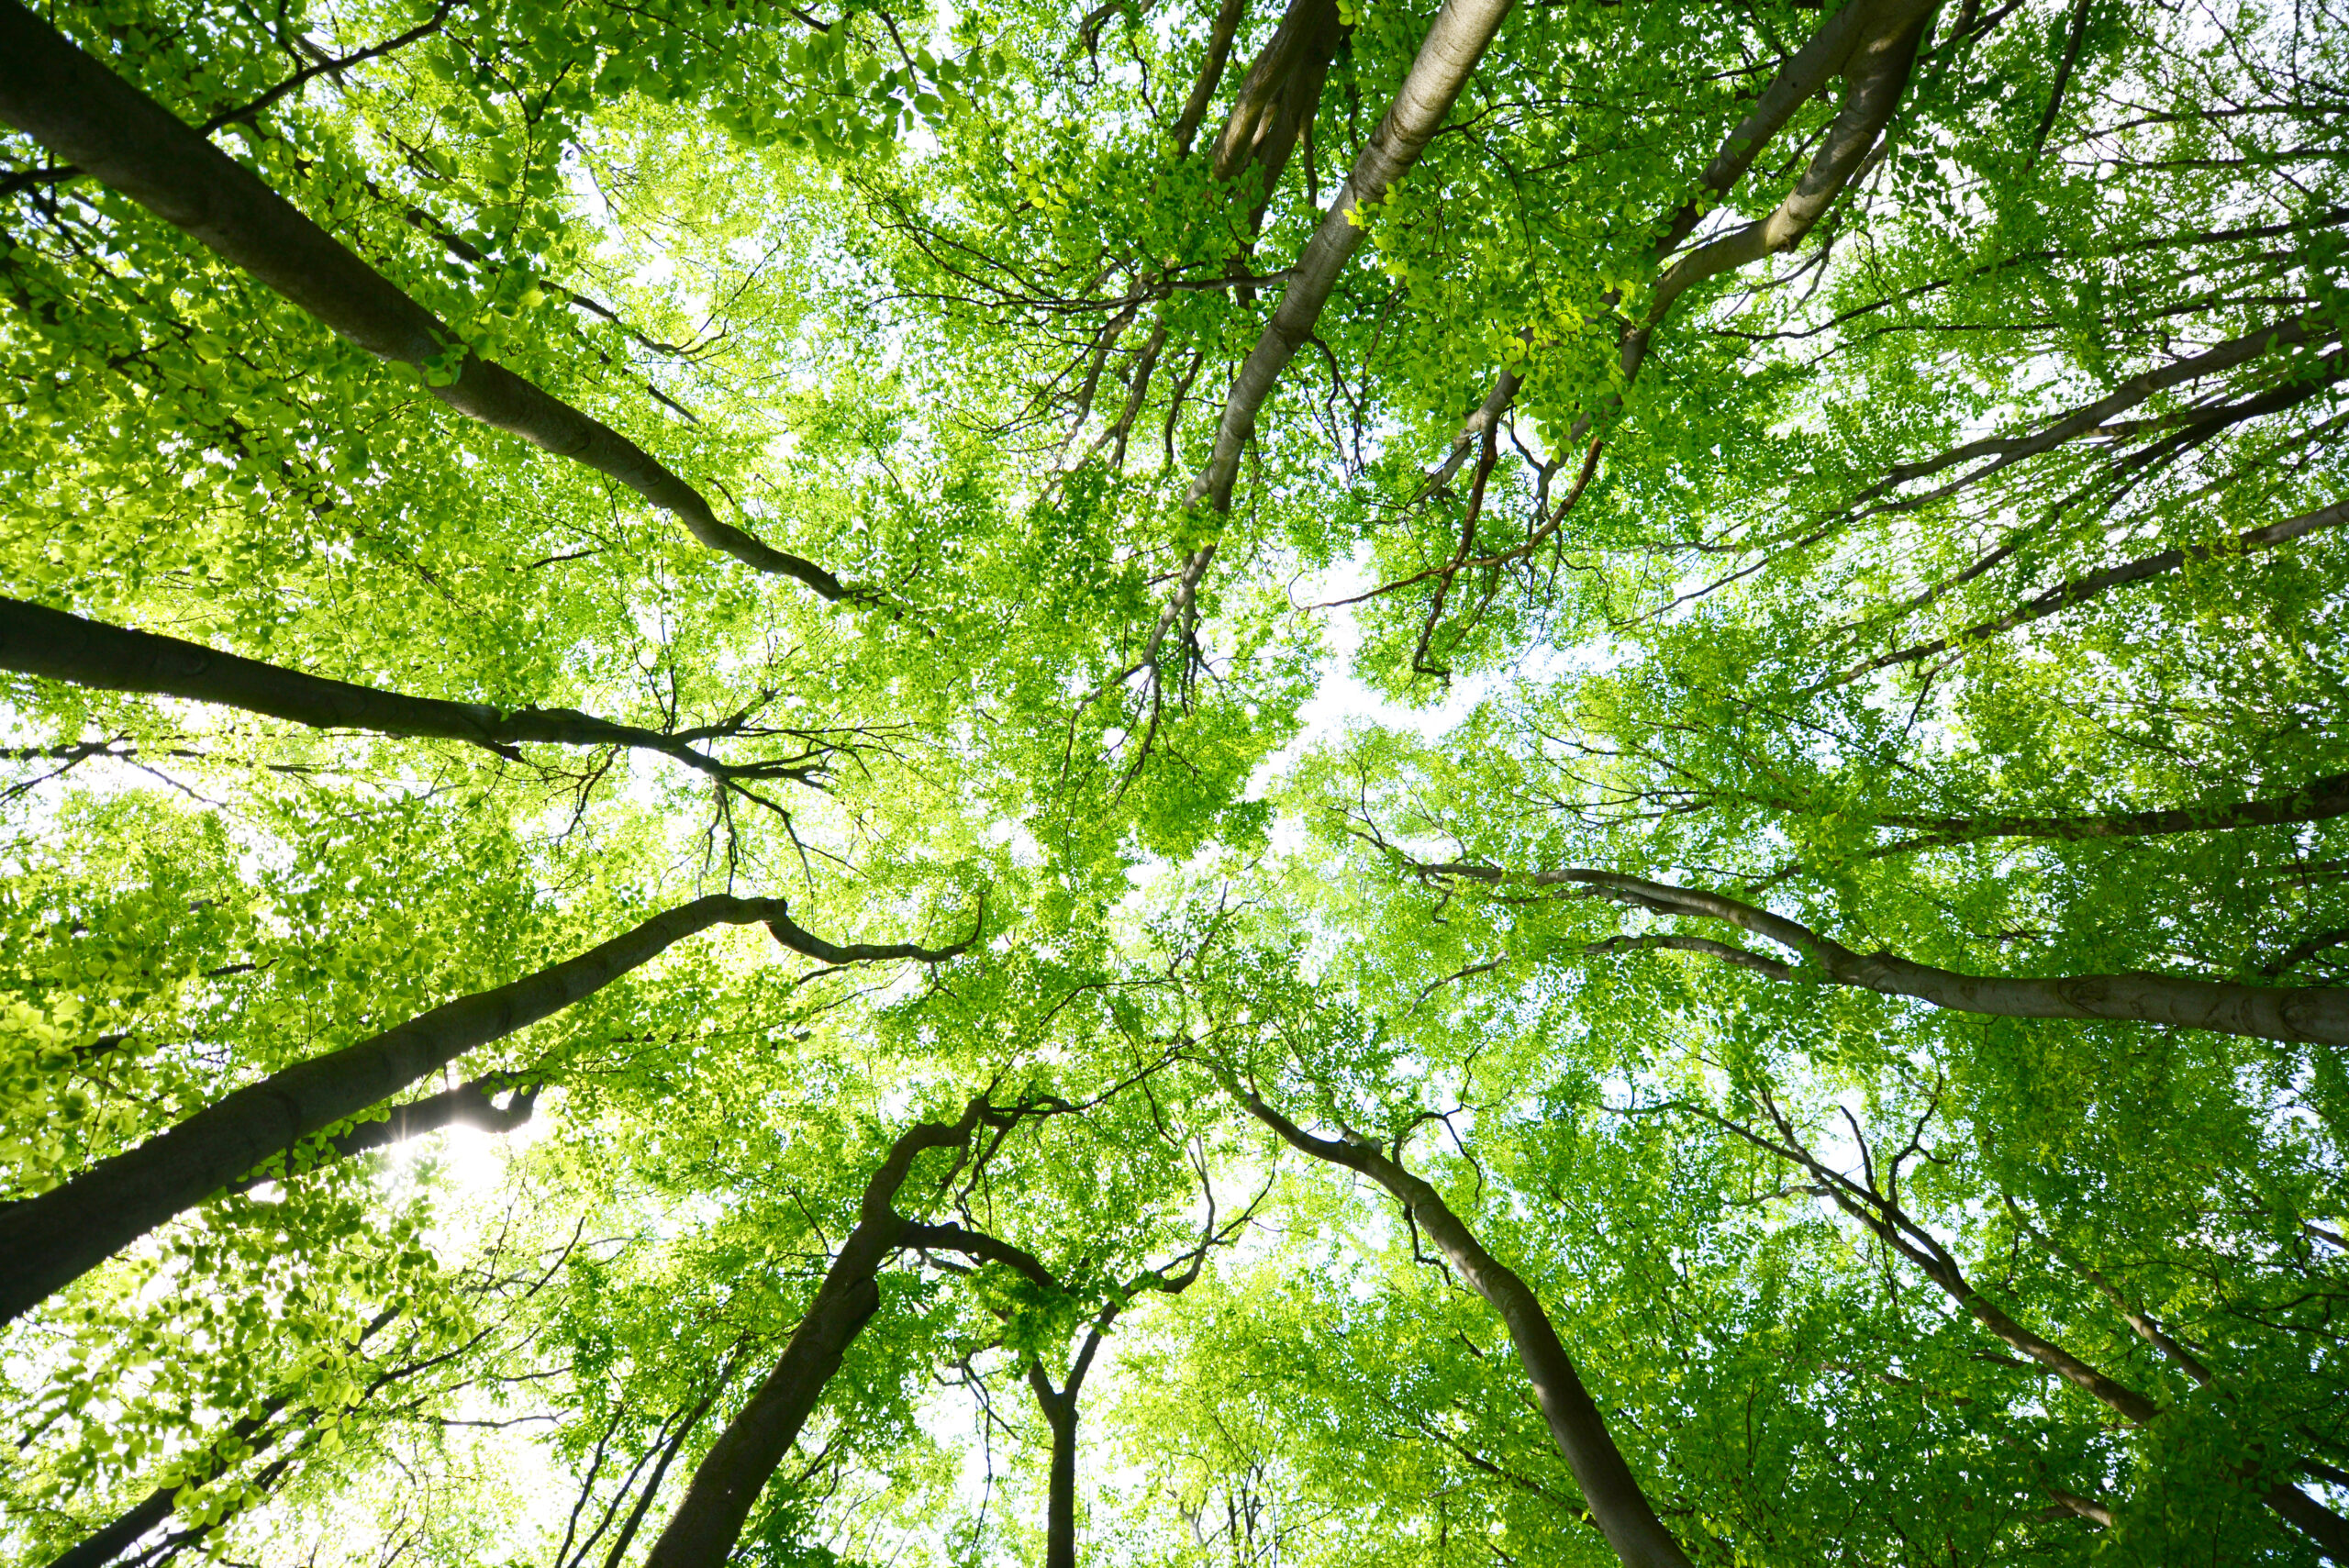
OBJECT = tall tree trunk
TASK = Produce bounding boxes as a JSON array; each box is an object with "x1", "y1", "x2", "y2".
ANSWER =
[
  {"x1": 0, "y1": 1, "x2": 845, "y2": 596},
  {"x1": 640, "y1": 1103, "x2": 993, "y2": 1568},
  {"x1": 1033, "y1": 1385, "x2": 1080, "y2": 1568},
  {"x1": 0, "y1": 896, "x2": 956, "y2": 1326},
  {"x1": 1192, "y1": 0, "x2": 1519, "y2": 513},
  {"x1": 0, "y1": 596, "x2": 818, "y2": 784},
  {"x1": 1233, "y1": 1085, "x2": 1698, "y2": 1568},
  {"x1": 1208, "y1": 0, "x2": 1346, "y2": 231},
  {"x1": 1431, "y1": 862, "x2": 2349, "y2": 1046}
]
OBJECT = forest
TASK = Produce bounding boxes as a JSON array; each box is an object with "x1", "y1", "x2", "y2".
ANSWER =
[{"x1": 0, "y1": 0, "x2": 2344, "y2": 1560}]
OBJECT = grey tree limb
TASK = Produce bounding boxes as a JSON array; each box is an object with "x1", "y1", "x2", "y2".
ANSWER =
[
  {"x1": 1230, "y1": 1082, "x2": 1698, "y2": 1568},
  {"x1": 0, "y1": 896, "x2": 968, "y2": 1327},
  {"x1": 0, "y1": 2, "x2": 848, "y2": 597},
  {"x1": 1190, "y1": 0, "x2": 1520, "y2": 514},
  {"x1": 0, "y1": 596, "x2": 838, "y2": 785},
  {"x1": 1423, "y1": 862, "x2": 2349, "y2": 1045},
  {"x1": 1634, "y1": 0, "x2": 1937, "y2": 364},
  {"x1": 1652, "y1": 0, "x2": 1883, "y2": 258}
]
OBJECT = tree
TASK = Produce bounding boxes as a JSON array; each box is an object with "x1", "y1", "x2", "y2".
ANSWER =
[{"x1": 3, "y1": 0, "x2": 2344, "y2": 1560}]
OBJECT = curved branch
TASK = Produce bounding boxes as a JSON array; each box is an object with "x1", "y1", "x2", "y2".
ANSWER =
[
  {"x1": 1652, "y1": 0, "x2": 1881, "y2": 258},
  {"x1": 1642, "y1": 0, "x2": 1934, "y2": 336},
  {"x1": 1422, "y1": 862, "x2": 2349, "y2": 1044},
  {"x1": 0, "y1": 596, "x2": 840, "y2": 785},
  {"x1": 0, "y1": 4, "x2": 850, "y2": 597},
  {"x1": 1228, "y1": 1080, "x2": 1698, "y2": 1568},
  {"x1": 0, "y1": 895, "x2": 809, "y2": 1326}
]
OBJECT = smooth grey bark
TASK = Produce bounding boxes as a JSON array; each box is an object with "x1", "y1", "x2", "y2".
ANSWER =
[
  {"x1": 1190, "y1": 0, "x2": 1519, "y2": 514},
  {"x1": 0, "y1": 596, "x2": 823, "y2": 784},
  {"x1": 640, "y1": 1105, "x2": 995, "y2": 1568},
  {"x1": 0, "y1": 2, "x2": 845, "y2": 597},
  {"x1": 0, "y1": 897, "x2": 965, "y2": 1327},
  {"x1": 1652, "y1": 0, "x2": 1885, "y2": 257},
  {"x1": 1628, "y1": 0, "x2": 1935, "y2": 382},
  {"x1": 1427, "y1": 862, "x2": 2349, "y2": 1046},
  {"x1": 1116, "y1": 0, "x2": 1515, "y2": 693},
  {"x1": 1233, "y1": 1085, "x2": 1698, "y2": 1568},
  {"x1": 1864, "y1": 766, "x2": 2349, "y2": 853}
]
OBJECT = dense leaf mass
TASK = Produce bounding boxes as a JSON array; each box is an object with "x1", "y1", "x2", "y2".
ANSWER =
[{"x1": 2, "y1": 0, "x2": 2345, "y2": 1561}]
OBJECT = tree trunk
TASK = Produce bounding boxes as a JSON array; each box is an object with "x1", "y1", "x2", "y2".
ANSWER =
[
  {"x1": 0, "y1": 1, "x2": 845, "y2": 596},
  {"x1": 0, "y1": 595, "x2": 807, "y2": 784},
  {"x1": 640, "y1": 1105, "x2": 991, "y2": 1568},
  {"x1": 1652, "y1": 0, "x2": 1882, "y2": 258},
  {"x1": 1437, "y1": 863, "x2": 2349, "y2": 1046},
  {"x1": 1866, "y1": 765, "x2": 2349, "y2": 853},
  {"x1": 1192, "y1": 0, "x2": 1518, "y2": 513},
  {"x1": 0, "y1": 897, "x2": 784, "y2": 1326},
  {"x1": 1234, "y1": 1087, "x2": 1697, "y2": 1568},
  {"x1": 1208, "y1": 0, "x2": 1346, "y2": 230},
  {"x1": 1835, "y1": 937, "x2": 2347, "y2": 1046},
  {"x1": 1034, "y1": 1385, "x2": 1080, "y2": 1568},
  {"x1": 2268, "y1": 1485, "x2": 2349, "y2": 1562}
]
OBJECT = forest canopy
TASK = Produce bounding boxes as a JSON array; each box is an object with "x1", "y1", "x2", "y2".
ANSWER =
[{"x1": 1, "y1": 0, "x2": 2345, "y2": 1561}]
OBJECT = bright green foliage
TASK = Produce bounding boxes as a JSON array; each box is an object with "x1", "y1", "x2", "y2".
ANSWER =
[{"x1": 4, "y1": 0, "x2": 2346, "y2": 1562}]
